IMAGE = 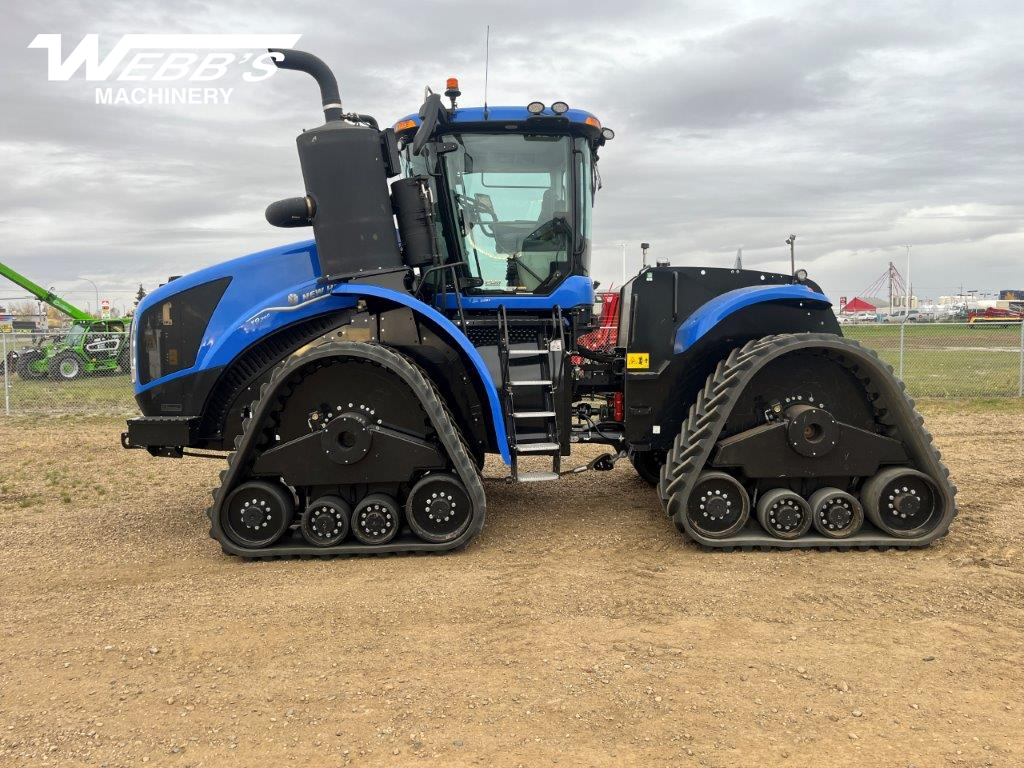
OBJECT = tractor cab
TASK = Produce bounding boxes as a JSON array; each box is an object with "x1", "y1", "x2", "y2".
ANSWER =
[{"x1": 392, "y1": 98, "x2": 613, "y2": 301}]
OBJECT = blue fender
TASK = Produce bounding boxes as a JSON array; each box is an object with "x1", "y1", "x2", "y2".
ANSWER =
[
  {"x1": 331, "y1": 283, "x2": 511, "y2": 465},
  {"x1": 674, "y1": 284, "x2": 832, "y2": 354}
]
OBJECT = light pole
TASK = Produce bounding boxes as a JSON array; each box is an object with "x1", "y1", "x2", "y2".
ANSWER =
[
  {"x1": 785, "y1": 234, "x2": 796, "y2": 275},
  {"x1": 78, "y1": 276, "x2": 99, "y2": 317},
  {"x1": 903, "y1": 244, "x2": 912, "y2": 312}
]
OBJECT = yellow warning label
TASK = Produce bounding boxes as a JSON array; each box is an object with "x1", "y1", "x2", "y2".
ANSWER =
[{"x1": 627, "y1": 352, "x2": 650, "y2": 370}]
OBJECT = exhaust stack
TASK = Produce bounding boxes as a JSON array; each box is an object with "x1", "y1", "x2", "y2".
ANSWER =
[
  {"x1": 269, "y1": 48, "x2": 344, "y2": 123},
  {"x1": 266, "y1": 49, "x2": 402, "y2": 282}
]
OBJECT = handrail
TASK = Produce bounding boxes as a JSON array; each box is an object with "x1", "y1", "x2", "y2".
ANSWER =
[
  {"x1": 496, "y1": 303, "x2": 518, "y2": 479},
  {"x1": 414, "y1": 261, "x2": 468, "y2": 330}
]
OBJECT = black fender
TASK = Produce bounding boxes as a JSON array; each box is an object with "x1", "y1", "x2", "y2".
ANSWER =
[{"x1": 623, "y1": 279, "x2": 839, "y2": 451}]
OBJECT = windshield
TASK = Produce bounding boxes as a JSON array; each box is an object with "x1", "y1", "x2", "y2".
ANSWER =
[
  {"x1": 64, "y1": 324, "x2": 87, "y2": 344},
  {"x1": 439, "y1": 133, "x2": 592, "y2": 293}
]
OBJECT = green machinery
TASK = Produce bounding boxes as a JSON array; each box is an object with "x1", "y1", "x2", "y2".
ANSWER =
[{"x1": 0, "y1": 261, "x2": 130, "y2": 380}]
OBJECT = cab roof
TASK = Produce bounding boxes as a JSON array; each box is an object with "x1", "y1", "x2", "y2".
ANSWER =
[{"x1": 393, "y1": 106, "x2": 603, "y2": 139}]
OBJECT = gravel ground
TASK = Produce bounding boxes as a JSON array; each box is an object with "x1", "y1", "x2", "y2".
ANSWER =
[{"x1": 1, "y1": 402, "x2": 1022, "y2": 767}]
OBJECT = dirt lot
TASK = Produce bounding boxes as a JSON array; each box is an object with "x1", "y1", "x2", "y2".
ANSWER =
[{"x1": 1, "y1": 401, "x2": 1022, "y2": 767}]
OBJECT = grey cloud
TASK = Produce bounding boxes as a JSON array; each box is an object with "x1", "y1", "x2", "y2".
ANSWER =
[{"x1": 0, "y1": 0, "x2": 1021, "y2": 305}]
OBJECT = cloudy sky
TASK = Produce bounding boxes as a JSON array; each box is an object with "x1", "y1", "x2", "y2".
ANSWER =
[{"x1": 2, "y1": 0, "x2": 1021, "y2": 314}]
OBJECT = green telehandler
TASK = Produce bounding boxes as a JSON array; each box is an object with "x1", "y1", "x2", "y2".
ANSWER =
[{"x1": 0, "y1": 261, "x2": 131, "y2": 381}]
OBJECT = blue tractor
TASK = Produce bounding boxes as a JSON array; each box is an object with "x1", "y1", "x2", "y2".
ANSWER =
[{"x1": 123, "y1": 50, "x2": 955, "y2": 556}]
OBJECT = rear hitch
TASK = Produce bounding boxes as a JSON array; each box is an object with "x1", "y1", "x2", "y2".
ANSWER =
[{"x1": 565, "y1": 449, "x2": 627, "y2": 475}]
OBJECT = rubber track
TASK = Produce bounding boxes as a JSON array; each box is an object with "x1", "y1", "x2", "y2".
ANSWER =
[
  {"x1": 206, "y1": 341, "x2": 486, "y2": 559},
  {"x1": 658, "y1": 333, "x2": 957, "y2": 551}
]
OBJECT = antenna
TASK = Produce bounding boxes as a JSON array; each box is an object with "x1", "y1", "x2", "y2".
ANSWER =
[{"x1": 483, "y1": 25, "x2": 491, "y2": 120}]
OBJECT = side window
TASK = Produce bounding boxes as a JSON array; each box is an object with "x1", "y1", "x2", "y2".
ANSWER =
[{"x1": 574, "y1": 140, "x2": 593, "y2": 265}]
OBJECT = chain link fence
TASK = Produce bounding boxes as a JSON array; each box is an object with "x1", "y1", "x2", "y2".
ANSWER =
[
  {"x1": 843, "y1": 321, "x2": 1024, "y2": 398},
  {"x1": 1, "y1": 322, "x2": 1023, "y2": 417},
  {"x1": 1, "y1": 330, "x2": 133, "y2": 416}
]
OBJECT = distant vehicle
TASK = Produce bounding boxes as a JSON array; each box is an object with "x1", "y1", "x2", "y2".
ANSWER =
[
  {"x1": 968, "y1": 307, "x2": 1024, "y2": 326},
  {"x1": 883, "y1": 309, "x2": 920, "y2": 323},
  {"x1": 0, "y1": 261, "x2": 131, "y2": 380},
  {"x1": 856, "y1": 311, "x2": 876, "y2": 322}
]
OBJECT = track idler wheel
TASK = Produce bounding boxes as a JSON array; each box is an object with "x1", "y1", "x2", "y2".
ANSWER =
[
  {"x1": 861, "y1": 467, "x2": 941, "y2": 538},
  {"x1": 405, "y1": 472, "x2": 472, "y2": 544},
  {"x1": 351, "y1": 493, "x2": 401, "y2": 545},
  {"x1": 683, "y1": 471, "x2": 750, "y2": 539},
  {"x1": 756, "y1": 488, "x2": 813, "y2": 540},
  {"x1": 300, "y1": 495, "x2": 351, "y2": 547},
  {"x1": 808, "y1": 487, "x2": 864, "y2": 539},
  {"x1": 222, "y1": 480, "x2": 295, "y2": 548}
]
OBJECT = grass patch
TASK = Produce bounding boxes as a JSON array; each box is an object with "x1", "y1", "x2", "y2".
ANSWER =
[
  {"x1": 843, "y1": 324, "x2": 1022, "y2": 397},
  {"x1": 2, "y1": 373, "x2": 135, "y2": 415}
]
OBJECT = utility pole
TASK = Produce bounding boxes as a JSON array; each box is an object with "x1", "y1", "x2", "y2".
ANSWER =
[
  {"x1": 785, "y1": 234, "x2": 796, "y2": 275},
  {"x1": 888, "y1": 262, "x2": 894, "y2": 311},
  {"x1": 903, "y1": 245, "x2": 912, "y2": 314}
]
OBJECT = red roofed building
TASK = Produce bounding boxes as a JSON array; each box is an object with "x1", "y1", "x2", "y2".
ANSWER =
[{"x1": 841, "y1": 296, "x2": 888, "y2": 314}]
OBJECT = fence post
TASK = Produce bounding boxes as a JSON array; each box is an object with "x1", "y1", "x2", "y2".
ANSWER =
[
  {"x1": 2, "y1": 331, "x2": 9, "y2": 416},
  {"x1": 1019, "y1": 320, "x2": 1023, "y2": 397},
  {"x1": 898, "y1": 322, "x2": 905, "y2": 380}
]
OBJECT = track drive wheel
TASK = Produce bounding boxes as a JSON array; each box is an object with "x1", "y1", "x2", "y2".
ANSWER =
[
  {"x1": 351, "y1": 493, "x2": 400, "y2": 545},
  {"x1": 756, "y1": 489, "x2": 812, "y2": 540},
  {"x1": 222, "y1": 480, "x2": 295, "y2": 548},
  {"x1": 630, "y1": 450, "x2": 665, "y2": 487},
  {"x1": 681, "y1": 471, "x2": 750, "y2": 539},
  {"x1": 405, "y1": 472, "x2": 472, "y2": 543},
  {"x1": 861, "y1": 467, "x2": 941, "y2": 538},
  {"x1": 808, "y1": 487, "x2": 864, "y2": 538},
  {"x1": 300, "y1": 495, "x2": 351, "y2": 547}
]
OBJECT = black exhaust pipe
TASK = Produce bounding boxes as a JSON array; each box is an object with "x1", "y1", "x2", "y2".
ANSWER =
[
  {"x1": 267, "y1": 49, "x2": 402, "y2": 281},
  {"x1": 269, "y1": 48, "x2": 343, "y2": 122}
]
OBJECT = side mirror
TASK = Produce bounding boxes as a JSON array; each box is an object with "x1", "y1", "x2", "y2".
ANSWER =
[{"x1": 413, "y1": 93, "x2": 449, "y2": 156}]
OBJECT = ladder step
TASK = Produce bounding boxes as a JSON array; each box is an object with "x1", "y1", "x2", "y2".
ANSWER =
[
  {"x1": 509, "y1": 380, "x2": 552, "y2": 387},
  {"x1": 508, "y1": 348, "x2": 548, "y2": 357},
  {"x1": 514, "y1": 441, "x2": 560, "y2": 453},
  {"x1": 513, "y1": 411, "x2": 556, "y2": 419},
  {"x1": 516, "y1": 471, "x2": 559, "y2": 482}
]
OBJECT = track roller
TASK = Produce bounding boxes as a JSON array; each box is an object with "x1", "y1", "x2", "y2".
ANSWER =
[
  {"x1": 221, "y1": 480, "x2": 295, "y2": 548},
  {"x1": 756, "y1": 488, "x2": 812, "y2": 540},
  {"x1": 682, "y1": 471, "x2": 750, "y2": 539},
  {"x1": 861, "y1": 467, "x2": 941, "y2": 538},
  {"x1": 808, "y1": 487, "x2": 864, "y2": 539},
  {"x1": 300, "y1": 495, "x2": 351, "y2": 547},
  {"x1": 405, "y1": 473, "x2": 473, "y2": 544},
  {"x1": 351, "y1": 493, "x2": 400, "y2": 544}
]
